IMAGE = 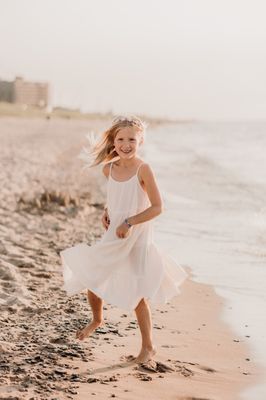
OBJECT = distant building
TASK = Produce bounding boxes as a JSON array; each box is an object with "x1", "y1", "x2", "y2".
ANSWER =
[{"x1": 0, "y1": 76, "x2": 49, "y2": 108}]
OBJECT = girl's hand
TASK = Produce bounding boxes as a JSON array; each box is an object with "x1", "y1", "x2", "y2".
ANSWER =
[
  {"x1": 102, "y1": 209, "x2": 110, "y2": 230},
  {"x1": 116, "y1": 221, "x2": 130, "y2": 239}
]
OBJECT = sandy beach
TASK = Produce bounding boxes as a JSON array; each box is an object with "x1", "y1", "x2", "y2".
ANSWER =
[{"x1": 0, "y1": 117, "x2": 261, "y2": 400}]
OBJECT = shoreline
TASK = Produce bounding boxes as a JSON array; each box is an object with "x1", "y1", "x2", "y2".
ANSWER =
[{"x1": 0, "y1": 117, "x2": 262, "y2": 399}]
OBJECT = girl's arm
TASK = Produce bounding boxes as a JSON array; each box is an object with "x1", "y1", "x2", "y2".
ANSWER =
[{"x1": 127, "y1": 163, "x2": 163, "y2": 226}]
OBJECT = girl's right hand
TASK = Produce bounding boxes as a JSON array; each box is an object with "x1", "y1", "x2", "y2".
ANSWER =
[{"x1": 102, "y1": 209, "x2": 110, "y2": 230}]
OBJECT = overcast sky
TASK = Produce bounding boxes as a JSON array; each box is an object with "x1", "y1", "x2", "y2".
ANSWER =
[{"x1": 0, "y1": 0, "x2": 266, "y2": 120}]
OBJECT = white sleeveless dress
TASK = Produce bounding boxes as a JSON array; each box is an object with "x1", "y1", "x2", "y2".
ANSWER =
[{"x1": 60, "y1": 162, "x2": 188, "y2": 311}]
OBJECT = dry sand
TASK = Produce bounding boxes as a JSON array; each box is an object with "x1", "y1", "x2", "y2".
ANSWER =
[{"x1": 0, "y1": 117, "x2": 261, "y2": 399}]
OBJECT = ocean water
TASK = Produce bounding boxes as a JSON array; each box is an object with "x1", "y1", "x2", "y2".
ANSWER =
[{"x1": 145, "y1": 121, "x2": 266, "y2": 399}]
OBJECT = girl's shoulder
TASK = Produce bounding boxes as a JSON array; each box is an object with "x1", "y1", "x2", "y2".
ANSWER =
[
  {"x1": 138, "y1": 161, "x2": 155, "y2": 181},
  {"x1": 102, "y1": 162, "x2": 111, "y2": 178},
  {"x1": 138, "y1": 160, "x2": 153, "y2": 173}
]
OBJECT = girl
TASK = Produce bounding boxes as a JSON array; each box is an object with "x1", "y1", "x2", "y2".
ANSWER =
[{"x1": 60, "y1": 115, "x2": 187, "y2": 363}]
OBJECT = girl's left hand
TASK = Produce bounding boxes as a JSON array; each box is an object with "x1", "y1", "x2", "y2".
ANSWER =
[{"x1": 116, "y1": 222, "x2": 130, "y2": 239}]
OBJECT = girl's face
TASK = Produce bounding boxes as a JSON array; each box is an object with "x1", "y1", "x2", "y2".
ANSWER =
[{"x1": 114, "y1": 127, "x2": 143, "y2": 159}]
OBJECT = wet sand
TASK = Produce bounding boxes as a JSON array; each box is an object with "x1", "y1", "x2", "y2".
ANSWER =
[{"x1": 0, "y1": 117, "x2": 260, "y2": 399}]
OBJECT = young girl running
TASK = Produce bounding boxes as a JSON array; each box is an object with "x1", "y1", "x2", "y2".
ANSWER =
[{"x1": 60, "y1": 115, "x2": 187, "y2": 363}]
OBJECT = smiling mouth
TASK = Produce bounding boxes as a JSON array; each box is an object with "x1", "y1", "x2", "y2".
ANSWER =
[{"x1": 121, "y1": 150, "x2": 131, "y2": 153}]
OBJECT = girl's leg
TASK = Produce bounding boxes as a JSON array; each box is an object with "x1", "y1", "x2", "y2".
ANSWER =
[
  {"x1": 134, "y1": 298, "x2": 156, "y2": 362},
  {"x1": 76, "y1": 290, "x2": 104, "y2": 340}
]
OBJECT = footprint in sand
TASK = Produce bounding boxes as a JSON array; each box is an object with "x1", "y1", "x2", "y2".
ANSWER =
[
  {"x1": 175, "y1": 365, "x2": 194, "y2": 377},
  {"x1": 135, "y1": 360, "x2": 174, "y2": 373},
  {"x1": 174, "y1": 361, "x2": 217, "y2": 378}
]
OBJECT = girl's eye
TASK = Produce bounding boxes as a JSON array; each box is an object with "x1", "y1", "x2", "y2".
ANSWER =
[{"x1": 130, "y1": 138, "x2": 136, "y2": 142}]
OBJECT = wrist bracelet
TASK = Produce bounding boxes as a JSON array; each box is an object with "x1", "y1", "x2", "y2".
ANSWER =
[{"x1": 124, "y1": 218, "x2": 132, "y2": 228}]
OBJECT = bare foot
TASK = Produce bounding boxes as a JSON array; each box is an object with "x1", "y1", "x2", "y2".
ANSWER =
[
  {"x1": 135, "y1": 346, "x2": 157, "y2": 363},
  {"x1": 76, "y1": 320, "x2": 104, "y2": 340}
]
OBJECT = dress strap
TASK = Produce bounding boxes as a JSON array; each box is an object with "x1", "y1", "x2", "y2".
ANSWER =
[
  {"x1": 109, "y1": 162, "x2": 113, "y2": 177},
  {"x1": 136, "y1": 162, "x2": 144, "y2": 176}
]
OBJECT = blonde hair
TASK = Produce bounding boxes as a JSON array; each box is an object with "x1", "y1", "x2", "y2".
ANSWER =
[{"x1": 81, "y1": 115, "x2": 147, "y2": 167}]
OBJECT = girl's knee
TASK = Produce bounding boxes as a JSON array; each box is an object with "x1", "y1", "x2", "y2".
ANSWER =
[
  {"x1": 135, "y1": 297, "x2": 148, "y2": 310},
  {"x1": 88, "y1": 289, "x2": 102, "y2": 302}
]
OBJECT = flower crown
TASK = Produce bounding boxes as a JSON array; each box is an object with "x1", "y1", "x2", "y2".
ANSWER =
[{"x1": 111, "y1": 115, "x2": 147, "y2": 132}]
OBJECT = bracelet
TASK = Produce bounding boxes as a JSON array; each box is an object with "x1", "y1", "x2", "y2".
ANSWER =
[{"x1": 124, "y1": 218, "x2": 132, "y2": 228}]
